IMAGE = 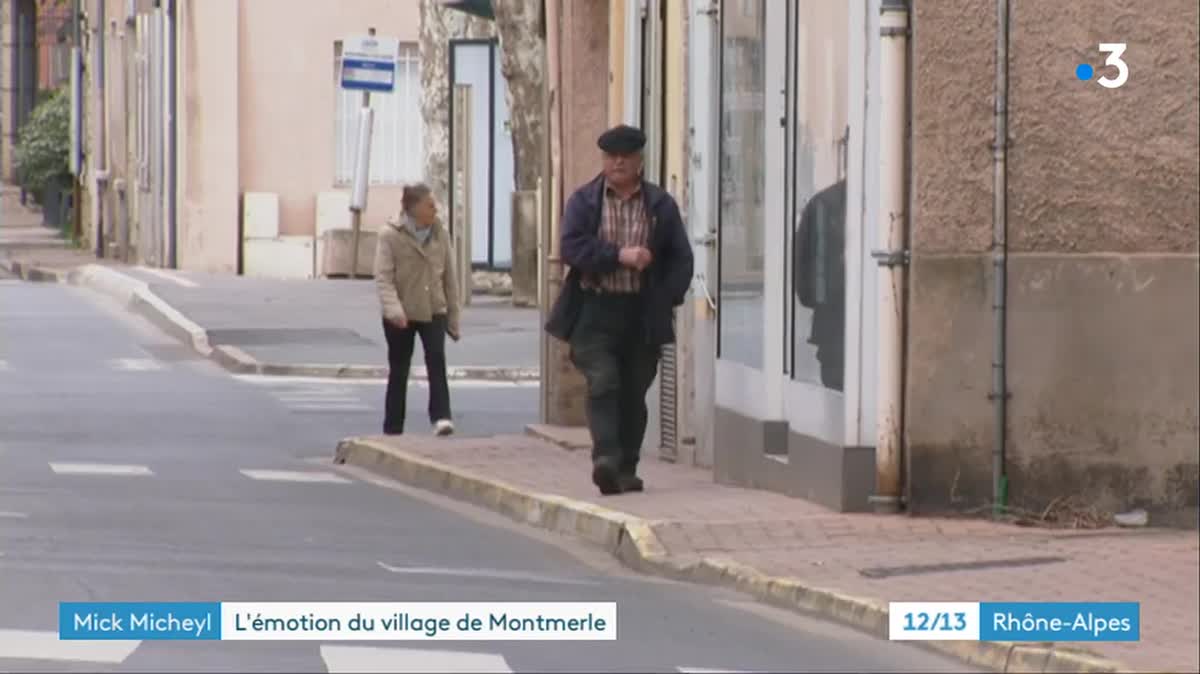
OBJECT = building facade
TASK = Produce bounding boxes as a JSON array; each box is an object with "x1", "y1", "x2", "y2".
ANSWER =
[
  {"x1": 74, "y1": 0, "x2": 423, "y2": 273},
  {"x1": 903, "y1": 0, "x2": 1199, "y2": 518},
  {"x1": 1, "y1": 0, "x2": 40, "y2": 183},
  {"x1": 683, "y1": 0, "x2": 1198, "y2": 518}
]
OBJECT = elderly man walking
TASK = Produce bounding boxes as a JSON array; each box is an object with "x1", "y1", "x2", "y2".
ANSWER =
[{"x1": 545, "y1": 124, "x2": 694, "y2": 495}]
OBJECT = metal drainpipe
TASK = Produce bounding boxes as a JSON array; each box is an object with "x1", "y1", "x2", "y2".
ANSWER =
[
  {"x1": 990, "y1": 0, "x2": 1011, "y2": 515},
  {"x1": 95, "y1": 0, "x2": 109, "y2": 258},
  {"x1": 870, "y1": 0, "x2": 910, "y2": 514},
  {"x1": 72, "y1": 0, "x2": 82, "y2": 241}
]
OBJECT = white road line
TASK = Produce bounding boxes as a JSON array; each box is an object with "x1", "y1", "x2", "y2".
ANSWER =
[
  {"x1": 136, "y1": 266, "x2": 199, "y2": 287},
  {"x1": 232, "y1": 374, "x2": 538, "y2": 388},
  {"x1": 676, "y1": 668, "x2": 753, "y2": 673},
  {"x1": 0, "y1": 511, "x2": 28, "y2": 519},
  {"x1": 288, "y1": 404, "x2": 372, "y2": 412},
  {"x1": 0, "y1": 359, "x2": 8, "y2": 371},
  {"x1": 108, "y1": 358, "x2": 163, "y2": 371},
  {"x1": 276, "y1": 393, "x2": 361, "y2": 402},
  {"x1": 49, "y1": 462, "x2": 154, "y2": 476},
  {"x1": 376, "y1": 561, "x2": 602, "y2": 586},
  {"x1": 235, "y1": 374, "x2": 386, "y2": 386},
  {"x1": 0, "y1": 629, "x2": 140, "y2": 664},
  {"x1": 276, "y1": 388, "x2": 356, "y2": 397},
  {"x1": 320, "y1": 645, "x2": 513, "y2": 673},
  {"x1": 239, "y1": 469, "x2": 351, "y2": 484}
]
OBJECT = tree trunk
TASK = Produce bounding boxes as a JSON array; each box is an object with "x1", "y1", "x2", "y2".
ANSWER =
[
  {"x1": 418, "y1": 0, "x2": 493, "y2": 202},
  {"x1": 491, "y1": 0, "x2": 545, "y2": 194},
  {"x1": 492, "y1": 0, "x2": 545, "y2": 306}
]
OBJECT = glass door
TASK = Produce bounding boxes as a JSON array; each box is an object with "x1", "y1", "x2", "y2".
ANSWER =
[{"x1": 777, "y1": 0, "x2": 873, "y2": 449}]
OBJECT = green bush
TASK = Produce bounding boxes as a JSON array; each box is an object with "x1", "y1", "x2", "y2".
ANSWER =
[{"x1": 13, "y1": 86, "x2": 71, "y2": 198}]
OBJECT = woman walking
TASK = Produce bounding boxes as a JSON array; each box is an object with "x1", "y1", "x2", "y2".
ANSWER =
[{"x1": 374, "y1": 183, "x2": 461, "y2": 436}]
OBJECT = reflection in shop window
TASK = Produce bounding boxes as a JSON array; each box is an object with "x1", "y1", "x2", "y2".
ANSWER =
[
  {"x1": 788, "y1": 1, "x2": 849, "y2": 392},
  {"x1": 717, "y1": 3, "x2": 765, "y2": 370}
]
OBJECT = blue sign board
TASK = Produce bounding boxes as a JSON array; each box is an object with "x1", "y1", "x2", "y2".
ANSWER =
[{"x1": 340, "y1": 35, "x2": 399, "y2": 93}]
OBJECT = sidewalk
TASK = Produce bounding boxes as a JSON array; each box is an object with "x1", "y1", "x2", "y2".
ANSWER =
[
  {"x1": 1, "y1": 188, "x2": 540, "y2": 380},
  {"x1": 112, "y1": 268, "x2": 540, "y2": 377},
  {"x1": 334, "y1": 431, "x2": 1200, "y2": 674},
  {"x1": 0, "y1": 187, "x2": 107, "y2": 278}
]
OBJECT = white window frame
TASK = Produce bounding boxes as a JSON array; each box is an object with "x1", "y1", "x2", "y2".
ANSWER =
[{"x1": 333, "y1": 40, "x2": 423, "y2": 186}]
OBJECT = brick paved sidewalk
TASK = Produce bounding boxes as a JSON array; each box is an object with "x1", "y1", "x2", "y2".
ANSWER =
[{"x1": 381, "y1": 433, "x2": 1199, "y2": 674}]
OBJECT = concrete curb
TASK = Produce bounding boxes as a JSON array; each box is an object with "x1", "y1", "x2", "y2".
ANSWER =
[
  {"x1": 67, "y1": 265, "x2": 214, "y2": 356},
  {"x1": 333, "y1": 437, "x2": 1133, "y2": 674},
  {"x1": 5, "y1": 261, "x2": 540, "y2": 382},
  {"x1": 1, "y1": 259, "x2": 68, "y2": 283}
]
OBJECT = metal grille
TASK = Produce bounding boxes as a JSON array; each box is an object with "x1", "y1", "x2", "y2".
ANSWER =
[{"x1": 659, "y1": 341, "x2": 679, "y2": 459}]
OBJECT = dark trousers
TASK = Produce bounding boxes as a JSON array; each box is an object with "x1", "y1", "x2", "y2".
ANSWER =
[
  {"x1": 568, "y1": 292, "x2": 661, "y2": 475},
  {"x1": 381, "y1": 315, "x2": 451, "y2": 434}
]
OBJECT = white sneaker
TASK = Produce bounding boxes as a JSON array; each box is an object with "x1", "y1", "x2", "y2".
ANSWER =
[{"x1": 434, "y1": 419, "x2": 454, "y2": 436}]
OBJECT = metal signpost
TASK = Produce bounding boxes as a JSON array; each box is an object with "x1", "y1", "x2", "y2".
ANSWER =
[{"x1": 340, "y1": 29, "x2": 399, "y2": 279}]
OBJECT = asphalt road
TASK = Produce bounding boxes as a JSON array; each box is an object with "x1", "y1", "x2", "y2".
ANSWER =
[{"x1": 0, "y1": 279, "x2": 973, "y2": 673}]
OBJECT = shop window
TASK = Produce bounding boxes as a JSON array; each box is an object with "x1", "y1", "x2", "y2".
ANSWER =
[
  {"x1": 717, "y1": 4, "x2": 766, "y2": 369},
  {"x1": 787, "y1": 1, "x2": 849, "y2": 391}
]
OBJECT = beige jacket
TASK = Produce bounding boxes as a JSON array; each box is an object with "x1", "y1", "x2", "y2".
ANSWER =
[{"x1": 373, "y1": 215, "x2": 460, "y2": 333}]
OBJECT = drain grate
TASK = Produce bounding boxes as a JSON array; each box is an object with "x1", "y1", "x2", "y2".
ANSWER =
[
  {"x1": 857, "y1": 556, "x2": 1067, "y2": 579},
  {"x1": 206, "y1": 328, "x2": 376, "y2": 347}
]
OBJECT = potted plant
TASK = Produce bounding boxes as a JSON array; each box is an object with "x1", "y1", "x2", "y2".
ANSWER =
[{"x1": 13, "y1": 86, "x2": 73, "y2": 232}]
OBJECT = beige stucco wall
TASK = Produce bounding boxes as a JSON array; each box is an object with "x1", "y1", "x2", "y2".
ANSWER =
[
  {"x1": 607, "y1": 0, "x2": 625, "y2": 126},
  {"x1": 906, "y1": 0, "x2": 1200, "y2": 519},
  {"x1": 235, "y1": 0, "x2": 419, "y2": 239},
  {"x1": 177, "y1": 0, "x2": 240, "y2": 272}
]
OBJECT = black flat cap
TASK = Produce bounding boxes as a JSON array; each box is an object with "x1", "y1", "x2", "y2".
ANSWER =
[{"x1": 597, "y1": 124, "x2": 646, "y2": 154}]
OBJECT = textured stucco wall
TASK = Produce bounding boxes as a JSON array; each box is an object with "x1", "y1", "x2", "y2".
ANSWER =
[
  {"x1": 906, "y1": 0, "x2": 1200, "y2": 518},
  {"x1": 177, "y1": 0, "x2": 240, "y2": 272},
  {"x1": 1008, "y1": 1, "x2": 1199, "y2": 253}
]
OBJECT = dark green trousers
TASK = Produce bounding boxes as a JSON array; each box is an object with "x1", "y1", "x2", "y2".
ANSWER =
[{"x1": 568, "y1": 292, "x2": 661, "y2": 475}]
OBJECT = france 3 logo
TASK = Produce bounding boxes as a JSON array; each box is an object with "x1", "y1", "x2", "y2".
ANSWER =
[{"x1": 1075, "y1": 43, "x2": 1128, "y2": 88}]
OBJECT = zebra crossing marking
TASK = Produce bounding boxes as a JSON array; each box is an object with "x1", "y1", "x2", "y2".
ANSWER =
[
  {"x1": 240, "y1": 469, "x2": 352, "y2": 484},
  {"x1": 0, "y1": 629, "x2": 140, "y2": 664},
  {"x1": 319, "y1": 645, "x2": 513, "y2": 673},
  {"x1": 108, "y1": 358, "x2": 164, "y2": 371},
  {"x1": 48, "y1": 462, "x2": 154, "y2": 476}
]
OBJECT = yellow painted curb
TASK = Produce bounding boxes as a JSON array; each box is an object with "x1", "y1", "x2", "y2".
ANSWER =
[{"x1": 335, "y1": 437, "x2": 1134, "y2": 674}]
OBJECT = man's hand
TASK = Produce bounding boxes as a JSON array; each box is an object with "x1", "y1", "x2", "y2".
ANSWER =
[
  {"x1": 447, "y1": 326, "x2": 461, "y2": 342},
  {"x1": 618, "y1": 246, "x2": 653, "y2": 271},
  {"x1": 387, "y1": 313, "x2": 408, "y2": 329}
]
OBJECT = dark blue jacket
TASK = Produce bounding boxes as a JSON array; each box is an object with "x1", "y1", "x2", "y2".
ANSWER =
[{"x1": 544, "y1": 173, "x2": 694, "y2": 346}]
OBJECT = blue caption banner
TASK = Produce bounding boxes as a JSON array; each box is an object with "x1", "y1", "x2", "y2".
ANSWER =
[
  {"x1": 58, "y1": 602, "x2": 618, "y2": 641},
  {"x1": 59, "y1": 602, "x2": 221, "y2": 640},
  {"x1": 979, "y1": 602, "x2": 1139, "y2": 642}
]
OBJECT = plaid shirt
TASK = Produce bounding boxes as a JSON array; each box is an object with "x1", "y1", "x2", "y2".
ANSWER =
[{"x1": 583, "y1": 182, "x2": 651, "y2": 294}]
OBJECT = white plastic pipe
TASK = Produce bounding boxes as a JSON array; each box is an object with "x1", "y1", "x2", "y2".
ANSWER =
[
  {"x1": 873, "y1": 2, "x2": 909, "y2": 511},
  {"x1": 349, "y1": 107, "x2": 375, "y2": 212}
]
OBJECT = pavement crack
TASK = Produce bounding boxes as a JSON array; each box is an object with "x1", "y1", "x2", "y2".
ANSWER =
[{"x1": 74, "y1": 575, "x2": 99, "y2": 601}]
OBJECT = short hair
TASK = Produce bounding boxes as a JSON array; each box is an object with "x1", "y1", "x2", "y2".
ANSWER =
[{"x1": 402, "y1": 183, "x2": 432, "y2": 214}]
